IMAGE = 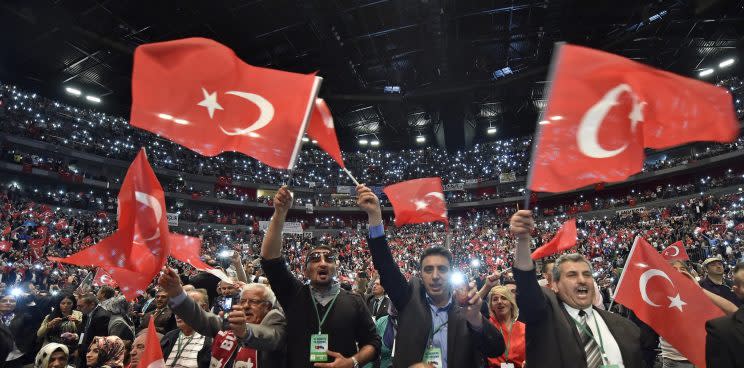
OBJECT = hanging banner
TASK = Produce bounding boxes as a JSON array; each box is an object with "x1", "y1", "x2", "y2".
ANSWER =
[
  {"x1": 499, "y1": 172, "x2": 517, "y2": 183},
  {"x1": 336, "y1": 185, "x2": 354, "y2": 194},
  {"x1": 167, "y1": 213, "x2": 179, "y2": 226},
  {"x1": 443, "y1": 183, "x2": 465, "y2": 191},
  {"x1": 258, "y1": 221, "x2": 304, "y2": 234},
  {"x1": 306, "y1": 203, "x2": 314, "y2": 214},
  {"x1": 616, "y1": 207, "x2": 646, "y2": 216}
]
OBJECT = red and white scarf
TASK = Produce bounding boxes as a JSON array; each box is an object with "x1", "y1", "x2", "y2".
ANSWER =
[{"x1": 210, "y1": 330, "x2": 258, "y2": 368}]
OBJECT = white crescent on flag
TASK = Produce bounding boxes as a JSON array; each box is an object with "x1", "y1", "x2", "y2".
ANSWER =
[
  {"x1": 638, "y1": 268, "x2": 687, "y2": 311},
  {"x1": 218, "y1": 91, "x2": 275, "y2": 136},
  {"x1": 135, "y1": 191, "x2": 163, "y2": 241}
]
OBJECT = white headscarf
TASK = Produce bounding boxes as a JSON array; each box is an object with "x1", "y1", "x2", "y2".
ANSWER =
[{"x1": 34, "y1": 343, "x2": 69, "y2": 368}]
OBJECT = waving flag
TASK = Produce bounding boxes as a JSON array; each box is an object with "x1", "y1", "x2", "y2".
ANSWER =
[
  {"x1": 530, "y1": 218, "x2": 577, "y2": 260},
  {"x1": 384, "y1": 178, "x2": 448, "y2": 227},
  {"x1": 93, "y1": 268, "x2": 118, "y2": 287},
  {"x1": 529, "y1": 44, "x2": 738, "y2": 193},
  {"x1": 49, "y1": 150, "x2": 228, "y2": 299},
  {"x1": 661, "y1": 240, "x2": 689, "y2": 261},
  {"x1": 140, "y1": 318, "x2": 165, "y2": 368},
  {"x1": 131, "y1": 37, "x2": 321, "y2": 169},
  {"x1": 614, "y1": 237, "x2": 723, "y2": 368},
  {"x1": 306, "y1": 98, "x2": 345, "y2": 168}
]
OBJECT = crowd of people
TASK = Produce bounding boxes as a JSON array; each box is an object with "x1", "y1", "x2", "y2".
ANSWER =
[{"x1": 2, "y1": 82, "x2": 744, "y2": 367}]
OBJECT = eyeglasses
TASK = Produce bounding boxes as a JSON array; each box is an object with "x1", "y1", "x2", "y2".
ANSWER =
[
  {"x1": 307, "y1": 252, "x2": 337, "y2": 264},
  {"x1": 241, "y1": 298, "x2": 269, "y2": 306}
]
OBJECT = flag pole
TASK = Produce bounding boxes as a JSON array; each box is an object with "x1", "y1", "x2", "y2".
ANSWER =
[
  {"x1": 343, "y1": 167, "x2": 360, "y2": 186},
  {"x1": 608, "y1": 235, "x2": 642, "y2": 311},
  {"x1": 523, "y1": 42, "x2": 565, "y2": 211}
]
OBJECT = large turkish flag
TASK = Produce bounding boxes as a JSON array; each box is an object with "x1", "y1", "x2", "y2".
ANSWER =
[
  {"x1": 131, "y1": 37, "x2": 321, "y2": 169},
  {"x1": 384, "y1": 178, "x2": 448, "y2": 227},
  {"x1": 529, "y1": 44, "x2": 738, "y2": 193},
  {"x1": 614, "y1": 237, "x2": 723, "y2": 367}
]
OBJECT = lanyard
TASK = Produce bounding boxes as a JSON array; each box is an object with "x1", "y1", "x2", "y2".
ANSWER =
[
  {"x1": 170, "y1": 332, "x2": 195, "y2": 367},
  {"x1": 427, "y1": 320, "x2": 448, "y2": 348},
  {"x1": 311, "y1": 292, "x2": 340, "y2": 334},
  {"x1": 495, "y1": 320, "x2": 515, "y2": 360},
  {"x1": 573, "y1": 311, "x2": 608, "y2": 364}
]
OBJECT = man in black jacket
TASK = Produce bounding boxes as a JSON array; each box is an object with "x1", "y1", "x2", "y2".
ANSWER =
[
  {"x1": 356, "y1": 185, "x2": 504, "y2": 368},
  {"x1": 705, "y1": 261, "x2": 744, "y2": 368},
  {"x1": 509, "y1": 210, "x2": 643, "y2": 368},
  {"x1": 365, "y1": 279, "x2": 391, "y2": 321},
  {"x1": 261, "y1": 185, "x2": 380, "y2": 368},
  {"x1": 77, "y1": 293, "x2": 111, "y2": 368}
]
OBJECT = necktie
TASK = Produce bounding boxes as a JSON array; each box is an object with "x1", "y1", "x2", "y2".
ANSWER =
[
  {"x1": 578, "y1": 310, "x2": 602, "y2": 368},
  {"x1": 374, "y1": 299, "x2": 380, "y2": 314}
]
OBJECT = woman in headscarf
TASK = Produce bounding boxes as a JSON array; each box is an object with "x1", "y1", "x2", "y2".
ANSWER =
[
  {"x1": 37, "y1": 293, "x2": 83, "y2": 347},
  {"x1": 34, "y1": 343, "x2": 72, "y2": 368},
  {"x1": 85, "y1": 336, "x2": 126, "y2": 368},
  {"x1": 100, "y1": 296, "x2": 135, "y2": 343},
  {"x1": 486, "y1": 286, "x2": 526, "y2": 368}
]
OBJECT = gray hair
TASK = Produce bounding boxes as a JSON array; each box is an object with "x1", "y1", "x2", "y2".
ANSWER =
[
  {"x1": 552, "y1": 253, "x2": 593, "y2": 282},
  {"x1": 187, "y1": 290, "x2": 209, "y2": 310},
  {"x1": 242, "y1": 283, "x2": 277, "y2": 307}
]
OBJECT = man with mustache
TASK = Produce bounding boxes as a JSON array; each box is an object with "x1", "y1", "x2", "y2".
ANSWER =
[
  {"x1": 158, "y1": 269, "x2": 287, "y2": 368},
  {"x1": 510, "y1": 210, "x2": 643, "y2": 368}
]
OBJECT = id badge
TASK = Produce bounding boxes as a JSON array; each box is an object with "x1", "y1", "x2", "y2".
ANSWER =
[
  {"x1": 500, "y1": 363, "x2": 515, "y2": 368},
  {"x1": 423, "y1": 347, "x2": 443, "y2": 367},
  {"x1": 309, "y1": 334, "x2": 329, "y2": 362}
]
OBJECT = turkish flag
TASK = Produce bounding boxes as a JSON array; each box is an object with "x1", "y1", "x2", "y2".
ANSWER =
[
  {"x1": 614, "y1": 237, "x2": 723, "y2": 368},
  {"x1": 168, "y1": 233, "x2": 229, "y2": 280},
  {"x1": 139, "y1": 318, "x2": 166, "y2": 368},
  {"x1": 92, "y1": 268, "x2": 118, "y2": 287},
  {"x1": 529, "y1": 44, "x2": 738, "y2": 193},
  {"x1": 530, "y1": 218, "x2": 577, "y2": 260},
  {"x1": 131, "y1": 37, "x2": 321, "y2": 170},
  {"x1": 49, "y1": 149, "x2": 171, "y2": 299},
  {"x1": 55, "y1": 219, "x2": 68, "y2": 231},
  {"x1": 383, "y1": 178, "x2": 448, "y2": 227},
  {"x1": 29, "y1": 238, "x2": 45, "y2": 259},
  {"x1": 661, "y1": 240, "x2": 689, "y2": 261},
  {"x1": 0, "y1": 241, "x2": 11, "y2": 252},
  {"x1": 306, "y1": 98, "x2": 345, "y2": 168}
]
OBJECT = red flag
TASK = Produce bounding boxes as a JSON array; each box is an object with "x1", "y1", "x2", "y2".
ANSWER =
[
  {"x1": 139, "y1": 318, "x2": 165, "y2": 368},
  {"x1": 92, "y1": 268, "x2": 118, "y2": 287},
  {"x1": 29, "y1": 238, "x2": 45, "y2": 259},
  {"x1": 130, "y1": 37, "x2": 321, "y2": 169},
  {"x1": 306, "y1": 98, "x2": 345, "y2": 168},
  {"x1": 529, "y1": 44, "x2": 738, "y2": 193},
  {"x1": 49, "y1": 149, "x2": 171, "y2": 299},
  {"x1": 530, "y1": 219, "x2": 577, "y2": 260},
  {"x1": 661, "y1": 240, "x2": 689, "y2": 261},
  {"x1": 2, "y1": 226, "x2": 9, "y2": 236},
  {"x1": 614, "y1": 237, "x2": 724, "y2": 368},
  {"x1": 0, "y1": 241, "x2": 11, "y2": 252},
  {"x1": 383, "y1": 178, "x2": 448, "y2": 227},
  {"x1": 55, "y1": 219, "x2": 68, "y2": 231},
  {"x1": 168, "y1": 233, "x2": 228, "y2": 280}
]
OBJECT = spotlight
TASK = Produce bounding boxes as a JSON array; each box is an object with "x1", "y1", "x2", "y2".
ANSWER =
[
  {"x1": 416, "y1": 135, "x2": 426, "y2": 143},
  {"x1": 64, "y1": 87, "x2": 81, "y2": 96},
  {"x1": 487, "y1": 127, "x2": 497, "y2": 135},
  {"x1": 370, "y1": 140, "x2": 380, "y2": 146},
  {"x1": 699, "y1": 69, "x2": 714, "y2": 77},
  {"x1": 719, "y1": 58, "x2": 735, "y2": 68},
  {"x1": 85, "y1": 95, "x2": 101, "y2": 103},
  {"x1": 359, "y1": 139, "x2": 369, "y2": 145}
]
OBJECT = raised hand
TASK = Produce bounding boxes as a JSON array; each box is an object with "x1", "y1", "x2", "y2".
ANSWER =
[
  {"x1": 464, "y1": 281, "x2": 484, "y2": 330},
  {"x1": 356, "y1": 185, "x2": 382, "y2": 226},
  {"x1": 157, "y1": 267, "x2": 183, "y2": 298},
  {"x1": 509, "y1": 210, "x2": 534, "y2": 240},
  {"x1": 227, "y1": 304, "x2": 248, "y2": 338},
  {"x1": 273, "y1": 185, "x2": 293, "y2": 215}
]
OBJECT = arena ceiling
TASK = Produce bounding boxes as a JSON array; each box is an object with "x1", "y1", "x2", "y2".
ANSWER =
[{"x1": 0, "y1": 0, "x2": 742, "y2": 151}]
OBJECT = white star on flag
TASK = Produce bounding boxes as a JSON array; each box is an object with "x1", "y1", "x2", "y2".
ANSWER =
[
  {"x1": 667, "y1": 293, "x2": 687, "y2": 312},
  {"x1": 197, "y1": 88, "x2": 223, "y2": 119}
]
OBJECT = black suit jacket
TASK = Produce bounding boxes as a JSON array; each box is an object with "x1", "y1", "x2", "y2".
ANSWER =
[
  {"x1": 78, "y1": 305, "x2": 112, "y2": 368},
  {"x1": 513, "y1": 268, "x2": 643, "y2": 368},
  {"x1": 366, "y1": 294, "x2": 391, "y2": 320},
  {"x1": 706, "y1": 306, "x2": 744, "y2": 368},
  {"x1": 368, "y1": 235, "x2": 505, "y2": 367}
]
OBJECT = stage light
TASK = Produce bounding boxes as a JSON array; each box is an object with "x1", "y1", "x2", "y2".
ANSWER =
[
  {"x1": 719, "y1": 58, "x2": 735, "y2": 68},
  {"x1": 487, "y1": 127, "x2": 497, "y2": 135},
  {"x1": 416, "y1": 135, "x2": 426, "y2": 143},
  {"x1": 86, "y1": 95, "x2": 101, "y2": 103},
  {"x1": 302, "y1": 137, "x2": 309, "y2": 142},
  {"x1": 370, "y1": 140, "x2": 380, "y2": 146},
  {"x1": 65, "y1": 87, "x2": 81, "y2": 96},
  {"x1": 699, "y1": 69, "x2": 714, "y2": 77},
  {"x1": 359, "y1": 139, "x2": 369, "y2": 145}
]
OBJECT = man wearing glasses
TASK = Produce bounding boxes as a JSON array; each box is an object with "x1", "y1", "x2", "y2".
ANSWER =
[
  {"x1": 158, "y1": 268, "x2": 287, "y2": 368},
  {"x1": 261, "y1": 186, "x2": 380, "y2": 368}
]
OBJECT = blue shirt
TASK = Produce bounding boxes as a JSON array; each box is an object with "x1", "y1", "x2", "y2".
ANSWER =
[{"x1": 369, "y1": 223, "x2": 453, "y2": 367}]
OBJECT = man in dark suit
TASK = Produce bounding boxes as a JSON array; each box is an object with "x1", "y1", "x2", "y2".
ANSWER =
[
  {"x1": 77, "y1": 293, "x2": 111, "y2": 368},
  {"x1": 366, "y1": 279, "x2": 391, "y2": 321},
  {"x1": 705, "y1": 261, "x2": 744, "y2": 368},
  {"x1": 357, "y1": 185, "x2": 504, "y2": 368},
  {"x1": 509, "y1": 210, "x2": 643, "y2": 368}
]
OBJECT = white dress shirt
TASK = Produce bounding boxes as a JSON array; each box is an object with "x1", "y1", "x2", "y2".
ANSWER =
[{"x1": 563, "y1": 303, "x2": 624, "y2": 366}]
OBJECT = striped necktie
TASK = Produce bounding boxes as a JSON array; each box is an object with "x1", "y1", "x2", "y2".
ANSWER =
[{"x1": 578, "y1": 310, "x2": 602, "y2": 368}]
